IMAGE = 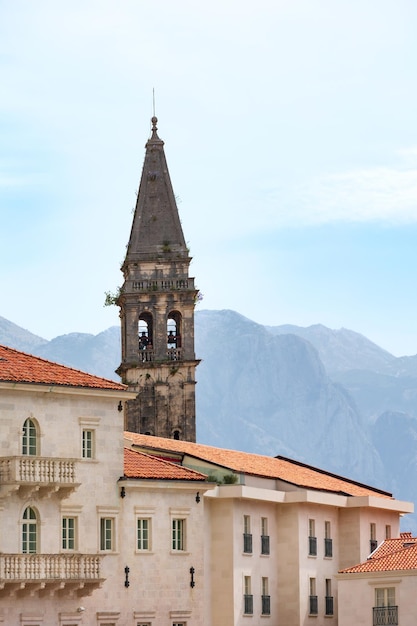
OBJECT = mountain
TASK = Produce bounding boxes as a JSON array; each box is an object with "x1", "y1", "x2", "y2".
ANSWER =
[{"x1": 1, "y1": 310, "x2": 416, "y2": 530}]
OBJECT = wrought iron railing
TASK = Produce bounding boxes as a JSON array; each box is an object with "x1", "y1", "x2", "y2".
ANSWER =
[
  {"x1": 244, "y1": 594, "x2": 253, "y2": 615},
  {"x1": 326, "y1": 596, "x2": 334, "y2": 616},
  {"x1": 243, "y1": 533, "x2": 253, "y2": 554},
  {"x1": 309, "y1": 595, "x2": 318, "y2": 615},
  {"x1": 261, "y1": 534, "x2": 270, "y2": 555},
  {"x1": 324, "y1": 537, "x2": 333, "y2": 557},
  {"x1": 262, "y1": 595, "x2": 271, "y2": 615},
  {"x1": 373, "y1": 606, "x2": 398, "y2": 625},
  {"x1": 308, "y1": 536, "x2": 317, "y2": 556}
]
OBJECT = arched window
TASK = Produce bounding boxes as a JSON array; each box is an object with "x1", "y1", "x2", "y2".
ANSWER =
[
  {"x1": 138, "y1": 312, "x2": 153, "y2": 351},
  {"x1": 22, "y1": 418, "x2": 38, "y2": 456},
  {"x1": 167, "y1": 311, "x2": 182, "y2": 360},
  {"x1": 173, "y1": 430, "x2": 180, "y2": 440},
  {"x1": 22, "y1": 507, "x2": 38, "y2": 553}
]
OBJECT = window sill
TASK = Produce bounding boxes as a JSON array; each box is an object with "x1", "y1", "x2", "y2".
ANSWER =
[{"x1": 170, "y1": 550, "x2": 190, "y2": 556}]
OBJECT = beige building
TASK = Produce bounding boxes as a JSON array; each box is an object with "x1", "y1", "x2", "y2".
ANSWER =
[
  {"x1": 124, "y1": 433, "x2": 414, "y2": 626},
  {"x1": 338, "y1": 532, "x2": 417, "y2": 626}
]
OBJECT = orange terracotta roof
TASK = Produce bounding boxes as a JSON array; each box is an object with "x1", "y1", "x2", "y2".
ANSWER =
[
  {"x1": 123, "y1": 447, "x2": 207, "y2": 481},
  {"x1": 124, "y1": 432, "x2": 391, "y2": 498},
  {"x1": 0, "y1": 344, "x2": 126, "y2": 391},
  {"x1": 340, "y1": 534, "x2": 417, "y2": 573}
]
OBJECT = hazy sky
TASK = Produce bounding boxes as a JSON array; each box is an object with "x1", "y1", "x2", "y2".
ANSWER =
[{"x1": 1, "y1": 1, "x2": 417, "y2": 356}]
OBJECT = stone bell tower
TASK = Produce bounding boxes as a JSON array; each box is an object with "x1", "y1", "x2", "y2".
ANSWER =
[{"x1": 117, "y1": 117, "x2": 199, "y2": 442}]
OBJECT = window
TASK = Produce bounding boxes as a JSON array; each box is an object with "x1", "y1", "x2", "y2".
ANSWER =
[
  {"x1": 173, "y1": 623, "x2": 185, "y2": 626},
  {"x1": 22, "y1": 418, "x2": 37, "y2": 455},
  {"x1": 100, "y1": 518, "x2": 114, "y2": 551},
  {"x1": 370, "y1": 522, "x2": 377, "y2": 552},
  {"x1": 325, "y1": 579, "x2": 334, "y2": 616},
  {"x1": 82, "y1": 429, "x2": 94, "y2": 459},
  {"x1": 308, "y1": 519, "x2": 317, "y2": 556},
  {"x1": 172, "y1": 518, "x2": 185, "y2": 551},
  {"x1": 243, "y1": 515, "x2": 252, "y2": 554},
  {"x1": 261, "y1": 517, "x2": 270, "y2": 555},
  {"x1": 262, "y1": 576, "x2": 271, "y2": 615},
  {"x1": 385, "y1": 525, "x2": 392, "y2": 539},
  {"x1": 137, "y1": 518, "x2": 150, "y2": 551},
  {"x1": 324, "y1": 520, "x2": 333, "y2": 557},
  {"x1": 309, "y1": 577, "x2": 318, "y2": 615},
  {"x1": 62, "y1": 516, "x2": 77, "y2": 550},
  {"x1": 22, "y1": 507, "x2": 38, "y2": 553},
  {"x1": 374, "y1": 588, "x2": 397, "y2": 626},
  {"x1": 244, "y1": 576, "x2": 253, "y2": 615}
]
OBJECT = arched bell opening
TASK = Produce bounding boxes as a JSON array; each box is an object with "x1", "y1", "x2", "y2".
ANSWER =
[
  {"x1": 167, "y1": 311, "x2": 182, "y2": 360},
  {"x1": 138, "y1": 312, "x2": 154, "y2": 362}
]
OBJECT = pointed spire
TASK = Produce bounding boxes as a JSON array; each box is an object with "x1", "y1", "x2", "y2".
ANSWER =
[{"x1": 124, "y1": 117, "x2": 189, "y2": 264}]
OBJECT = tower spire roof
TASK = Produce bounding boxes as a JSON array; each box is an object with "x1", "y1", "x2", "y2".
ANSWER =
[{"x1": 124, "y1": 117, "x2": 188, "y2": 264}]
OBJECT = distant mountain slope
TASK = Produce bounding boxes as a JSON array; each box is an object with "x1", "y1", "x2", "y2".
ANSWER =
[
  {"x1": 266, "y1": 323, "x2": 395, "y2": 374},
  {"x1": 0, "y1": 316, "x2": 47, "y2": 353}
]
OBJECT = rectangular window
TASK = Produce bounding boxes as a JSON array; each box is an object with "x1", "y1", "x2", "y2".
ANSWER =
[
  {"x1": 374, "y1": 588, "x2": 397, "y2": 626},
  {"x1": 243, "y1": 515, "x2": 252, "y2": 553},
  {"x1": 137, "y1": 518, "x2": 150, "y2": 551},
  {"x1": 262, "y1": 576, "x2": 271, "y2": 615},
  {"x1": 261, "y1": 517, "x2": 270, "y2": 555},
  {"x1": 325, "y1": 579, "x2": 334, "y2": 616},
  {"x1": 62, "y1": 516, "x2": 76, "y2": 550},
  {"x1": 309, "y1": 577, "x2": 318, "y2": 615},
  {"x1": 172, "y1": 518, "x2": 185, "y2": 551},
  {"x1": 370, "y1": 522, "x2": 377, "y2": 552},
  {"x1": 244, "y1": 576, "x2": 253, "y2": 615},
  {"x1": 385, "y1": 525, "x2": 391, "y2": 539},
  {"x1": 82, "y1": 429, "x2": 94, "y2": 459},
  {"x1": 324, "y1": 520, "x2": 333, "y2": 557},
  {"x1": 308, "y1": 519, "x2": 317, "y2": 556},
  {"x1": 100, "y1": 517, "x2": 114, "y2": 551}
]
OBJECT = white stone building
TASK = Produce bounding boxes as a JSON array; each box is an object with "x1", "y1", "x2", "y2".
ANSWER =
[{"x1": 0, "y1": 344, "x2": 414, "y2": 625}]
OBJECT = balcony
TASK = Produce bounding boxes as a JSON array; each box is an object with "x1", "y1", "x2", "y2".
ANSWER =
[
  {"x1": 261, "y1": 534, "x2": 270, "y2": 555},
  {"x1": 0, "y1": 554, "x2": 104, "y2": 597},
  {"x1": 309, "y1": 595, "x2": 318, "y2": 615},
  {"x1": 0, "y1": 457, "x2": 80, "y2": 499},
  {"x1": 373, "y1": 606, "x2": 398, "y2": 626},
  {"x1": 244, "y1": 594, "x2": 253, "y2": 615},
  {"x1": 326, "y1": 595, "x2": 334, "y2": 616},
  {"x1": 308, "y1": 536, "x2": 317, "y2": 556},
  {"x1": 262, "y1": 595, "x2": 271, "y2": 615},
  {"x1": 243, "y1": 533, "x2": 253, "y2": 554},
  {"x1": 324, "y1": 537, "x2": 333, "y2": 557}
]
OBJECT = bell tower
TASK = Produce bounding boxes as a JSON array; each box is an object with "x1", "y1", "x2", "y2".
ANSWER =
[{"x1": 117, "y1": 117, "x2": 199, "y2": 442}]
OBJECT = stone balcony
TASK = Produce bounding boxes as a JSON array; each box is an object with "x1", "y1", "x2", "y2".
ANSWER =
[
  {"x1": 0, "y1": 456, "x2": 80, "y2": 499},
  {"x1": 0, "y1": 554, "x2": 104, "y2": 597}
]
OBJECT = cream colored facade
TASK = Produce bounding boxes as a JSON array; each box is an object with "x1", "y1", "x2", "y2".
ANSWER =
[
  {"x1": 0, "y1": 381, "x2": 208, "y2": 626},
  {"x1": 0, "y1": 369, "x2": 414, "y2": 626},
  {"x1": 338, "y1": 570, "x2": 417, "y2": 626}
]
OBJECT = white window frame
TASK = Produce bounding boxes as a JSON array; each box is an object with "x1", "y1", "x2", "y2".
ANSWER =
[
  {"x1": 79, "y1": 417, "x2": 100, "y2": 460},
  {"x1": 170, "y1": 508, "x2": 190, "y2": 554},
  {"x1": 97, "y1": 507, "x2": 119, "y2": 553},
  {"x1": 62, "y1": 515, "x2": 77, "y2": 551}
]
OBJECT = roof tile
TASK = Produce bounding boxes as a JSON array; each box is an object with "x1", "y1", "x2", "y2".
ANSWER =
[
  {"x1": 340, "y1": 534, "x2": 417, "y2": 573},
  {"x1": 124, "y1": 432, "x2": 392, "y2": 498},
  {"x1": 0, "y1": 344, "x2": 126, "y2": 391},
  {"x1": 123, "y1": 447, "x2": 207, "y2": 481}
]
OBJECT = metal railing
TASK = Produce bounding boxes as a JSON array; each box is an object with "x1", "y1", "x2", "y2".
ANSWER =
[
  {"x1": 244, "y1": 594, "x2": 253, "y2": 615},
  {"x1": 243, "y1": 533, "x2": 253, "y2": 554},
  {"x1": 309, "y1": 595, "x2": 318, "y2": 615},
  {"x1": 324, "y1": 537, "x2": 333, "y2": 557},
  {"x1": 326, "y1": 596, "x2": 334, "y2": 616},
  {"x1": 308, "y1": 536, "x2": 317, "y2": 556},
  {"x1": 262, "y1": 595, "x2": 271, "y2": 615},
  {"x1": 373, "y1": 606, "x2": 398, "y2": 625},
  {"x1": 261, "y1": 534, "x2": 270, "y2": 555}
]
